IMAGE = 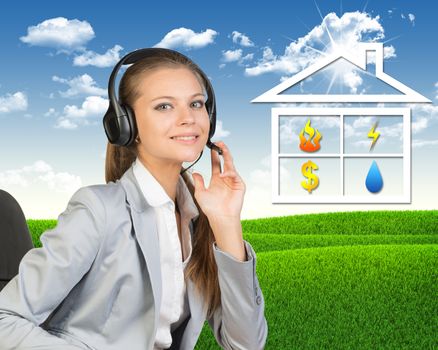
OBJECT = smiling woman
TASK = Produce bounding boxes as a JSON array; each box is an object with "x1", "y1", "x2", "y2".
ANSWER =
[{"x1": 0, "y1": 48, "x2": 267, "y2": 350}]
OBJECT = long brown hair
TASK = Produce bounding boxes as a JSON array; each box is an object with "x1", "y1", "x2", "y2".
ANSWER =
[{"x1": 104, "y1": 50, "x2": 220, "y2": 318}]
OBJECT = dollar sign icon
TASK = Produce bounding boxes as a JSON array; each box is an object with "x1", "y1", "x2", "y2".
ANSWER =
[{"x1": 301, "y1": 160, "x2": 319, "y2": 193}]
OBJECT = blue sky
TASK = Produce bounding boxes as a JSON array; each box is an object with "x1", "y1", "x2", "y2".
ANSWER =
[{"x1": 0, "y1": 0, "x2": 437, "y2": 219}]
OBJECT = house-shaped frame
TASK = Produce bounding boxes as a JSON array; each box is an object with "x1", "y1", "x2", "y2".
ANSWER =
[{"x1": 252, "y1": 43, "x2": 431, "y2": 204}]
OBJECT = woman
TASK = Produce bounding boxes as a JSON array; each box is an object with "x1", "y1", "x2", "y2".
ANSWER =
[{"x1": 0, "y1": 48, "x2": 267, "y2": 349}]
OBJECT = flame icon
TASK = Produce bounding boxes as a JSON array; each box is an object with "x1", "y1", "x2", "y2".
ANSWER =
[{"x1": 299, "y1": 119, "x2": 322, "y2": 152}]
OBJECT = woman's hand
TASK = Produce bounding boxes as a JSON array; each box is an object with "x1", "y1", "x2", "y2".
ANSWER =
[
  {"x1": 191, "y1": 141, "x2": 247, "y2": 261},
  {"x1": 191, "y1": 141, "x2": 246, "y2": 221}
]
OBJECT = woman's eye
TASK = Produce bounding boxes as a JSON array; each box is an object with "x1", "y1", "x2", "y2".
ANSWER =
[
  {"x1": 155, "y1": 103, "x2": 172, "y2": 111},
  {"x1": 191, "y1": 100, "x2": 204, "y2": 108}
]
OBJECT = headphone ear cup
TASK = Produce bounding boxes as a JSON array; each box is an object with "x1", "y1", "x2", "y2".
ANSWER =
[
  {"x1": 123, "y1": 104, "x2": 137, "y2": 146},
  {"x1": 103, "y1": 105, "x2": 120, "y2": 144},
  {"x1": 103, "y1": 104, "x2": 137, "y2": 146}
]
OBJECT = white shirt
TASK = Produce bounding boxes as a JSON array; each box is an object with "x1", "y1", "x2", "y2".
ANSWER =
[{"x1": 133, "y1": 158, "x2": 199, "y2": 350}]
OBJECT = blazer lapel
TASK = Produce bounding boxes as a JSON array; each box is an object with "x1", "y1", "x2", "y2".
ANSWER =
[
  {"x1": 120, "y1": 166, "x2": 208, "y2": 346},
  {"x1": 120, "y1": 166, "x2": 162, "y2": 333}
]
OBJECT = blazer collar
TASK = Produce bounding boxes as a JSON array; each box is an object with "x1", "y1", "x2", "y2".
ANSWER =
[
  {"x1": 120, "y1": 165, "x2": 149, "y2": 213},
  {"x1": 120, "y1": 164, "x2": 200, "y2": 225}
]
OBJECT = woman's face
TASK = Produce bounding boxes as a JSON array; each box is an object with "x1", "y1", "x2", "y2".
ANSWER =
[{"x1": 132, "y1": 67, "x2": 210, "y2": 168}]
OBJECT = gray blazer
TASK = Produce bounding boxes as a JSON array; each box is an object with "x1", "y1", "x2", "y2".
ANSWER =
[{"x1": 0, "y1": 165, "x2": 268, "y2": 350}]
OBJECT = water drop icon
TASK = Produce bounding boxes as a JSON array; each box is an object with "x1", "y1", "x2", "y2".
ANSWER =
[{"x1": 365, "y1": 160, "x2": 383, "y2": 193}]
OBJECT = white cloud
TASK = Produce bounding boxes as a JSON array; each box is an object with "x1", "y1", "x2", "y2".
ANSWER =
[
  {"x1": 435, "y1": 81, "x2": 438, "y2": 100},
  {"x1": 62, "y1": 96, "x2": 108, "y2": 118},
  {"x1": 73, "y1": 45, "x2": 123, "y2": 68},
  {"x1": 410, "y1": 103, "x2": 438, "y2": 122},
  {"x1": 221, "y1": 50, "x2": 254, "y2": 67},
  {"x1": 44, "y1": 108, "x2": 57, "y2": 117},
  {"x1": 412, "y1": 117, "x2": 428, "y2": 134},
  {"x1": 244, "y1": 11, "x2": 393, "y2": 93},
  {"x1": 210, "y1": 120, "x2": 231, "y2": 140},
  {"x1": 242, "y1": 53, "x2": 254, "y2": 62},
  {"x1": 0, "y1": 92, "x2": 28, "y2": 113},
  {"x1": 408, "y1": 103, "x2": 438, "y2": 133},
  {"x1": 279, "y1": 119, "x2": 299, "y2": 145},
  {"x1": 352, "y1": 139, "x2": 377, "y2": 148},
  {"x1": 231, "y1": 31, "x2": 254, "y2": 47},
  {"x1": 20, "y1": 17, "x2": 94, "y2": 51},
  {"x1": 412, "y1": 139, "x2": 438, "y2": 148},
  {"x1": 222, "y1": 49, "x2": 242, "y2": 62},
  {"x1": 383, "y1": 45, "x2": 396, "y2": 59},
  {"x1": 401, "y1": 12, "x2": 415, "y2": 26},
  {"x1": 55, "y1": 96, "x2": 108, "y2": 129},
  {"x1": 0, "y1": 169, "x2": 27, "y2": 187},
  {"x1": 378, "y1": 122, "x2": 403, "y2": 139},
  {"x1": 52, "y1": 74, "x2": 106, "y2": 98},
  {"x1": 408, "y1": 104, "x2": 438, "y2": 138},
  {"x1": 249, "y1": 155, "x2": 274, "y2": 187},
  {"x1": 54, "y1": 118, "x2": 79, "y2": 129},
  {"x1": 367, "y1": 45, "x2": 396, "y2": 64},
  {"x1": 262, "y1": 47, "x2": 275, "y2": 61},
  {"x1": 249, "y1": 168, "x2": 270, "y2": 187},
  {"x1": 154, "y1": 28, "x2": 218, "y2": 49},
  {"x1": 245, "y1": 154, "x2": 291, "y2": 212},
  {"x1": 343, "y1": 121, "x2": 355, "y2": 138},
  {"x1": 352, "y1": 116, "x2": 376, "y2": 129},
  {"x1": 0, "y1": 160, "x2": 82, "y2": 193},
  {"x1": 343, "y1": 70, "x2": 363, "y2": 93}
]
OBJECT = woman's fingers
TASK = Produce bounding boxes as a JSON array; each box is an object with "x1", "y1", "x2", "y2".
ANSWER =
[
  {"x1": 192, "y1": 172, "x2": 206, "y2": 191},
  {"x1": 219, "y1": 170, "x2": 240, "y2": 180},
  {"x1": 214, "y1": 141, "x2": 236, "y2": 173}
]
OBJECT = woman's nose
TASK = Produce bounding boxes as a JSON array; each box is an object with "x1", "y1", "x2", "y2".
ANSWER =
[{"x1": 178, "y1": 105, "x2": 196, "y2": 125}]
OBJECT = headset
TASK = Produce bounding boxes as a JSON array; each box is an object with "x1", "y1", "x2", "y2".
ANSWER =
[{"x1": 103, "y1": 47, "x2": 223, "y2": 175}]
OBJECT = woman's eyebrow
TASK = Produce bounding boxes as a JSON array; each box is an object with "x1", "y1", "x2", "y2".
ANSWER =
[{"x1": 150, "y1": 93, "x2": 205, "y2": 102}]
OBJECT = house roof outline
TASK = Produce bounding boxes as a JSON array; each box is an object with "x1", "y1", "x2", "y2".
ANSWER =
[{"x1": 251, "y1": 42, "x2": 431, "y2": 104}]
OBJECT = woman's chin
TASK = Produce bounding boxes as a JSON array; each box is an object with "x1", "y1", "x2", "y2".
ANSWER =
[
  {"x1": 181, "y1": 154, "x2": 201, "y2": 163},
  {"x1": 170, "y1": 142, "x2": 206, "y2": 163},
  {"x1": 170, "y1": 149, "x2": 201, "y2": 163}
]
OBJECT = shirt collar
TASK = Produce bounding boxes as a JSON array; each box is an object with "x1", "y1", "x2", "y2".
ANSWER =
[{"x1": 132, "y1": 157, "x2": 199, "y2": 221}]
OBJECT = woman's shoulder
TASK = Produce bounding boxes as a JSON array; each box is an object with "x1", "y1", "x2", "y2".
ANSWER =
[
  {"x1": 68, "y1": 180, "x2": 127, "y2": 213},
  {"x1": 61, "y1": 180, "x2": 128, "y2": 231}
]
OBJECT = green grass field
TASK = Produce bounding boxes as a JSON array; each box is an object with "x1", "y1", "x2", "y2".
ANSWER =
[{"x1": 28, "y1": 210, "x2": 438, "y2": 349}]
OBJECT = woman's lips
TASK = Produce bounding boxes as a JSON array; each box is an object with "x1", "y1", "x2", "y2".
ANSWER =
[{"x1": 170, "y1": 135, "x2": 199, "y2": 144}]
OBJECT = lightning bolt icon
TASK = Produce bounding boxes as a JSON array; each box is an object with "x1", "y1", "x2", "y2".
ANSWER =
[{"x1": 367, "y1": 121, "x2": 380, "y2": 151}]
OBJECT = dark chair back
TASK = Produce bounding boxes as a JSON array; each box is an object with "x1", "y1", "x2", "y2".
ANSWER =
[{"x1": 0, "y1": 190, "x2": 34, "y2": 291}]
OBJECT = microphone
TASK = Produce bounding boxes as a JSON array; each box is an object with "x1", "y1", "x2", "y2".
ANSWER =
[{"x1": 206, "y1": 140, "x2": 223, "y2": 155}]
